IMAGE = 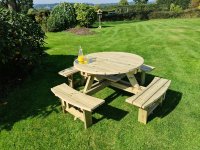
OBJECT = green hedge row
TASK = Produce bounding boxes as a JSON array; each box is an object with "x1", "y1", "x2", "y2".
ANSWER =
[{"x1": 102, "y1": 8, "x2": 200, "y2": 21}]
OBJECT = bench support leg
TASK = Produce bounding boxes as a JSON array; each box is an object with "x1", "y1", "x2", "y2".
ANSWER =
[
  {"x1": 68, "y1": 75, "x2": 74, "y2": 88},
  {"x1": 138, "y1": 108, "x2": 148, "y2": 124},
  {"x1": 83, "y1": 110, "x2": 92, "y2": 129},
  {"x1": 159, "y1": 93, "x2": 166, "y2": 107},
  {"x1": 60, "y1": 99, "x2": 67, "y2": 113},
  {"x1": 126, "y1": 71, "x2": 142, "y2": 93},
  {"x1": 83, "y1": 76, "x2": 94, "y2": 93},
  {"x1": 141, "y1": 71, "x2": 146, "y2": 85}
]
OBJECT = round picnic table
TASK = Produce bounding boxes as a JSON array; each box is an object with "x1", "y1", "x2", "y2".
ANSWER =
[{"x1": 74, "y1": 52, "x2": 144, "y2": 75}]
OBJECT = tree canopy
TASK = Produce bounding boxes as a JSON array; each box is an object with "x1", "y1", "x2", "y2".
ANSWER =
[
  {"x1": 134, "y1": 0, "x2": 148, "y2": 4},
  {"x1": 0, "y1": 0, "x2": 33, "y2": 13},
  {"x1": 156, "y1": 0, "x2": 191, "y2": 9},
  {"x1": 119, "y1": 0, "x2": 129, "y2": 6}
]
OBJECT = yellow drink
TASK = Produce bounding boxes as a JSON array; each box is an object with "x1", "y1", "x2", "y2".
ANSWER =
[{"x1": 78, "y1": 55, "x2": 84, "y2": 63}]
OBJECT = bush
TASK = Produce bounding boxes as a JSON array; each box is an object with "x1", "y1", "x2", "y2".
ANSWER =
[
  {"x1": 170, "y1": 3, "x2": 183, "y2": 13},
  {"x1": 74, "y1": 3, "x2": 97, "y2": 27},
  {"x1": 149, "y1": 11, "x2": 181, "y2": 19},
  {"x1": 33, "y1": 9, "x2": 50, "y2": 32},
  {"x1": 0, "y1": 8, "x2": 45, "y2": 72},
  {"x1": 47, "y1": 3, "x2": 76, "y2": 32},
  {"x1": 181, "y1": 8, "x2": 200, "y2": 17}
]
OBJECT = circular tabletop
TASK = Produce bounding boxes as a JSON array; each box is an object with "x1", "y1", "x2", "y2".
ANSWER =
[{"x1": 74, "y1": 52, "x2": 144, "y2": 75}]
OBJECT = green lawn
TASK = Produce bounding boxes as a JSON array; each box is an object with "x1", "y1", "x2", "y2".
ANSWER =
[{"x1": 1, "y1": 18, "x2": 200, "y2": 149}]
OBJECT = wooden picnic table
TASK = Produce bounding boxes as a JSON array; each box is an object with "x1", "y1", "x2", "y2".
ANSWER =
[
  {"x1": 54, "y1": 52, "x2": 171, "y2": 126},
  {"x1": 74, "y1": 52, "x2": 144, "y2": 94}
]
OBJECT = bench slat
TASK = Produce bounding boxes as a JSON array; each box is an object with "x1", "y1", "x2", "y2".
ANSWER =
[
  {"x1": 58, "y1": 67, "x2": 79, "y2": 77},
  {"x1": 131, "y1": 78, "x2": 169, "y2": 108},
  {"x1": 140, "y1": 64, "x2": 155, "y2": 72},
  {"x1": 126, "y1": 77, "x2": 171, "y2": 109},
  {"x1": 52, "y1": 89, "x2": 92, "y2": 111},
  {"x1": 126, "y1": 77, "x2": 160, "y2": 104},
  {"x1": 142, "y1": 80, "x2": 171, "y2": 109},
  {"x1": 51, "y1": 83, "x2": 105, "y2": 111}
]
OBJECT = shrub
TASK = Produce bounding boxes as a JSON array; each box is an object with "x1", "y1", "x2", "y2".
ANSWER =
[
  {"x1": 74, "y1": 3, "x2": 97, "y2": 27},
  {"x1": 181, "y1": 8, "x2": 200, "y2": 17},
  {"x1": 170, "y1": 3, "x2": 183, "y2": 13},
  {"x1": 0, "y1": 8, "x2": 45, "y2": 72},
  {"x1": 149, "y1": 11, "x2": 181, "y2": 19},
  {"x1": 190, "y1": 0, "x2": 200, "y2": 8},
  {"x1": 33, "y1": 9, "x2": 50, "y2": 32},
  {"x1": 47, "y1": 3, "x2": 76, "y2": 32}
]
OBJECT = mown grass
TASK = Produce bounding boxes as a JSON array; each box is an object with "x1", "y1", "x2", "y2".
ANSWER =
[{"x1": 0, "y1": 18, "x2": 200, "y2": 149}]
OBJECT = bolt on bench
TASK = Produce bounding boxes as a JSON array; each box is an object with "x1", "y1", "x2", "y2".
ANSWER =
[
  {"x1": 126, "y1": 77, "x2": 171, "y2": 124},
  {"x1": 51, "y1": 83, "x2": 105, "y2": 129}
]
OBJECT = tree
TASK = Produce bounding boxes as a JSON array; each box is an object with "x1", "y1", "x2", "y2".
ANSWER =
[
  {"x1": 0, "y1": 0, "x2": 33, "y2": 13},
  {"x1": 74, "y1": 3, "x2": 97, "y2": 27},
  {"x1": 134, "y1": 0, "x2": 148, "y2": 4},
  {"x1": 190, "y1": 0, "x2": 200, "y2": 8},
  {"x1": 156, "y1": 0, "x2": 191, "y2": 9},
  {"x1": 119, "y1": 0, "x2": 129, "y2": 6}
]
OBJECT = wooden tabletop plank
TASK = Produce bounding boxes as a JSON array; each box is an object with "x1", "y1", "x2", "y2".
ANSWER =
[{"x1": 74, "y1": 52, "x2": 144, "y2": 75}]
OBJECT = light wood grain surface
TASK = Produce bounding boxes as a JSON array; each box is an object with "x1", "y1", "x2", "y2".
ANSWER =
[{"x1": 74, "y1": 52, "x2": 144, "y2": 75}]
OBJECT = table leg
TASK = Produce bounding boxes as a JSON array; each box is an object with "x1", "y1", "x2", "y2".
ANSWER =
[
  {"x1": 126, "y1": 71, "x2": 142, "y2": 93},
  {"x1": 83, "y1": 75, "x2": 94, "y2": 93}
]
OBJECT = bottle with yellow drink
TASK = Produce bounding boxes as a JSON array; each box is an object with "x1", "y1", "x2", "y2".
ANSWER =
[
  {"x1": 78, "y1": 46, "x2": 84, "y2": 64},
  {"x1": 78, "y1": 46, "x2": 88, "y2": 64}
]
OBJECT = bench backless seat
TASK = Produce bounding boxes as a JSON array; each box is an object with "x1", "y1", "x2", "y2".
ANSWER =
[
  {"x1": 58, "y1": 67, "x2": 79, "y2": 88},
  {"x1": 51, "y1": 83, "x2": 105, "y2": 129},
  {"x1": 126, "y1": 77, "x2": 171, "y2": 124}
]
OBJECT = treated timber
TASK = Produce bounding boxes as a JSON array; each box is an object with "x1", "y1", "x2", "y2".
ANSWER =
[
  {"x1": 139, "y1": 64, "x2": 155, "y2": 85},
  {"x1": 126, "y1": 77, "x2": 171, "y2": 124},
  {"x1": 58, "y1": 67, "x2": 79, "y2": 88},
  {"x1": 51, "y1": 83, "x2": 105, "y2": 129}
]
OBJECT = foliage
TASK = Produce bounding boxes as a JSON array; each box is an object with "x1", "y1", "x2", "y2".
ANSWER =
[
  {"x1": 0, "y1": 9, "x2": 45, "y2": 68},
  {"x1": 181, "y1": 8, "x2": 200, "y2": 17},
  {"x1": 28, "y1": 9, "x2": 50, "y2": 32},
  {"x1": 134, "y1": 0, "x2": 148, "y2": 4},
  {"x1": 190, "y1": 0, "x2": 200, "y2": 8},
  {"x1": 0, "y1": 0, "x2": 33, "y2": 13},
  {"x1": 103, "y1": 4, "x2": 158, "y2": 21},
  {"x1": 74, "y1": 3, "x2": 96, "y2": 27},
  {"x1": 149, "y1": 11, "x2": 181, "y2": 19},
  {"x1": 170, "y1": 3, "x2": 183, "y2": 13},
  {"x1": 156, "y1": 0, "x2": 191, "y2": 10},
  {"x1": 119, "y1": 0, "x2": 129, "y2": 6},
  {"x1": 47, "y1": 2, "x2": 76, "y2": 32}
]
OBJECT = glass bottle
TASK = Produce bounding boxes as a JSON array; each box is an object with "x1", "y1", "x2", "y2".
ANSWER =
[{"x1": 78, "y1": 46, "x2": 84, "y2": 63}]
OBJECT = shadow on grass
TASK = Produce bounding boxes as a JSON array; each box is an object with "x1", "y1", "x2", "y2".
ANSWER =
[
  {"x1": 90, "y1": 25, "x2": 114, "y2": 29},
  {"x1": 149, "y1": 89, "x2": 182, "y2": 122},
  {"x1": 93, "y1": 91, "x2": 129, "y2": 124},
  {"x1": 0, "y1": 53, "x2": 77, "y2": 131}
]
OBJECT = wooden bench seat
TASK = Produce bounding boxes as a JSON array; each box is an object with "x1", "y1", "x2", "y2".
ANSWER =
[
  {"x1": 51, "y1": 83, "x2": 105, "y2": 129},
  {"x1": 126, "y1": 77, "x2": 171, "y2": 124},
  {"x1": 58, "y1": 67, "x2": 79, "y2": 88},
  {"x1": 139, "y1": 64, "x2": 155, "y2": 85}
]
